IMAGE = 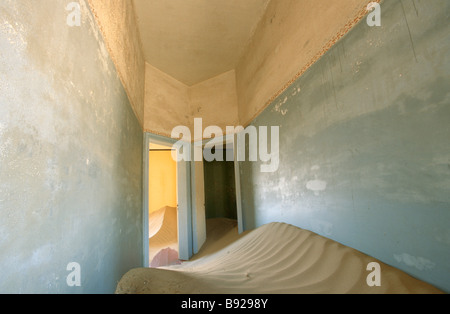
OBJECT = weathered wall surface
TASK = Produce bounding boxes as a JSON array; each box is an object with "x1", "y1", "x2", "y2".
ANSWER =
[
  {"x1": 144, "y1": 65, "x2": 239, "y2": 139},
  {"x1": 188, "y1": 70, "x2": 240, "y2": 138},
  {"x1": 133, "y1": 0, "x2": 270, "y2": 87},
  {"x1": 87, "y1": 0, "x2": 146, "y2": 127},
  {"x1": 235, "y1": 0, "x2": 379, "y2": 127},
  {"x1": 239, "y1": 0, "x2": 450, "y2": 292},
  {"x1": 189, "y1": 70, "x2": 239, "y2": 140},
  {"x1": 0, "y1": 0, "x2": 143, "y2": 293},
  {"x1": 144, "y1": 63, "x2": 191, "y2": 137}
]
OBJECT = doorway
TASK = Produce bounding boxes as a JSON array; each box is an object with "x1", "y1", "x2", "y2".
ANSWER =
[
  {"x1": 203, "y1": 148, "x2": 237, "y2": 221},
  {"x1": 147, "y1": 143, "x2": 179, "y2": 267},
  {"x1": 202, "y1": 134, "x2": 243, "y2": 236},
  {"x1": 142, "y1": 133, "x2": 243, "y2": 267},
  {"x1": 143, "y1": 133, "x2": 194, "y2": 267}
]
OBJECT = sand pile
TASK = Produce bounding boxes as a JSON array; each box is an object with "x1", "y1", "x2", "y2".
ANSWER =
[
  {"x1": 148, "y1": 206, "x2": 179, "y2": 267},
  {"x1": 117, "y1": 219, "x2": 443, "y2": 294}
]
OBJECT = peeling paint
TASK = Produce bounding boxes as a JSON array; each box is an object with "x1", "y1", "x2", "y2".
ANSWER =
[
  {"x1": 237, "y1": 0, "x2": 382, "y2": 127},
  {"x1": 240, "y1": 0, "x2": 450, "y2": 292},
  {"x1": 310, "y1": 220, "x2": 333, "y2": 237},
  {"x1": 306, "y1": 179, "x2": 327, "y2": 196},
  {"x1": 394, "y1": 253, "x2": 436, "y2": 271},
  {"x1": 272, "y1": 95, "x2": 289, "y2": 116},
  {"x1": 0, "y1": 0, "x2": 143, "y2": 293}
]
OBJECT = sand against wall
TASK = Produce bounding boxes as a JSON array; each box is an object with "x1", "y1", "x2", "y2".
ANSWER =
[
  {"x1": 148, "y1": 206, "x2": 179, "y2": 266},
  {"x1": 117, "y1": 219, "x2": 443, "y2": 294}
]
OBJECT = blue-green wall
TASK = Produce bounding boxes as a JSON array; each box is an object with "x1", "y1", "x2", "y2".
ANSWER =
[
  {"x1": 240, "y1": 0, "x2": 449, "y2": 292},
  {"x1": 0, "y1": 0, "x2": 143, "y2": 293}
]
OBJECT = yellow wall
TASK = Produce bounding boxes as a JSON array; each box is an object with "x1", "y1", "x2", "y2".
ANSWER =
[{"x1": 148, "y1": 145, "x2": 177, "y2": 214}]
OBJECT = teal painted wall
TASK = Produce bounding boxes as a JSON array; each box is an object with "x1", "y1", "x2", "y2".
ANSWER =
[
  {"x1": 239, "y1": 0, "x2": 450, "y2": 292},
  {"x1": 0, "y1": 0, "x2": 143, "y2": 293}
]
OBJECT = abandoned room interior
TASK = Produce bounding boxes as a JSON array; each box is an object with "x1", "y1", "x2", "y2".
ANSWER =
[{"x1": 0, "y1": 0, "x2": 449, "y2": 294}]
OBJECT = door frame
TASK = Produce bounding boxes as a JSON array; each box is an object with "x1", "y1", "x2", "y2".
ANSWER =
[
  {"x1": 142, "y1": 133, "x2": 193, "y2": 266},
  {"x1": 202, "y1": 133, "x2": 244, "y2": 234}
]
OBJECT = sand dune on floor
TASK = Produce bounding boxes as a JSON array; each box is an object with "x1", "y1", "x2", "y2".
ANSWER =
[
  {"x1": 118, "y1": 219, "x2": 443, "y2": 294},
  {"x1": 148, "y1": 206, "x2": 179, "y2": 265}
]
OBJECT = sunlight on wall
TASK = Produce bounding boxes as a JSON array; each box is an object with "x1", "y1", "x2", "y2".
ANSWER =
[{"x1": 148, "y1": 144, "x2": 177, "y2": 214}]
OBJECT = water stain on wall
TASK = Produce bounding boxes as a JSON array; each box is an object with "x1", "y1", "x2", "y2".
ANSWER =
[
  {"x1": 1, "y1": 0, "x2": 143, "y2": 293},
  {"x1": 239, "y1": 0, "x2": 450, "y2": 292}
]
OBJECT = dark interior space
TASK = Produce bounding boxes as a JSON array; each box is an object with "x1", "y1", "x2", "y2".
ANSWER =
[{"x1": 203, "y1": 149, "x2": 237, "y2": 220}]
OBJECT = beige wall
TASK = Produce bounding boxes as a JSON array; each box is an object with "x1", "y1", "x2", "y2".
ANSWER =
[
  {"x1": 188, "y1": 70, "x2": 240, "y2": 138},
  {"x1": 235, "y1": 0, "x2": 379, "y2": 126},
  {"x1": 88, "y1": 0, "x2": 379, "y2": 137},
  {"x1": 87, "y1": 0, "x2": 146, "y2": 127},
  {"x1": 144, "y1": 63, "x2": 191, "y2": 137},
  {"x1": 144, "y1": 65, "x2": 240, "y2": 139}
]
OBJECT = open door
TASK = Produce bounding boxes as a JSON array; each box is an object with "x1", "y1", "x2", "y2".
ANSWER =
[
  {"x1": 233, "y1": 133, "x2": 244, "y2": 234},
  {"x1": 143, "y1": 133, "x2": 200, "y2": 265},
  {"x1": 191, "y1": 143, "x2": 206, "y2": 254},
  {"x1": 175, "y1": 150, "x2": 193, "y2": 261}
]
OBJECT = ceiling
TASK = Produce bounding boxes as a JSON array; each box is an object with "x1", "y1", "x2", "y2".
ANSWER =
[{"x1": 132, "y1": 0, "x2": 271, "y2": 86}]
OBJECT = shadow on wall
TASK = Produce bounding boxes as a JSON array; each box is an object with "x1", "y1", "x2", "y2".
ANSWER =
[
  {"x1": 204, "y1": 149, "x2": 237, "y2": 220},
  {"x1": 238, "y1": 147, "x2": 256, "y2": 231}
]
